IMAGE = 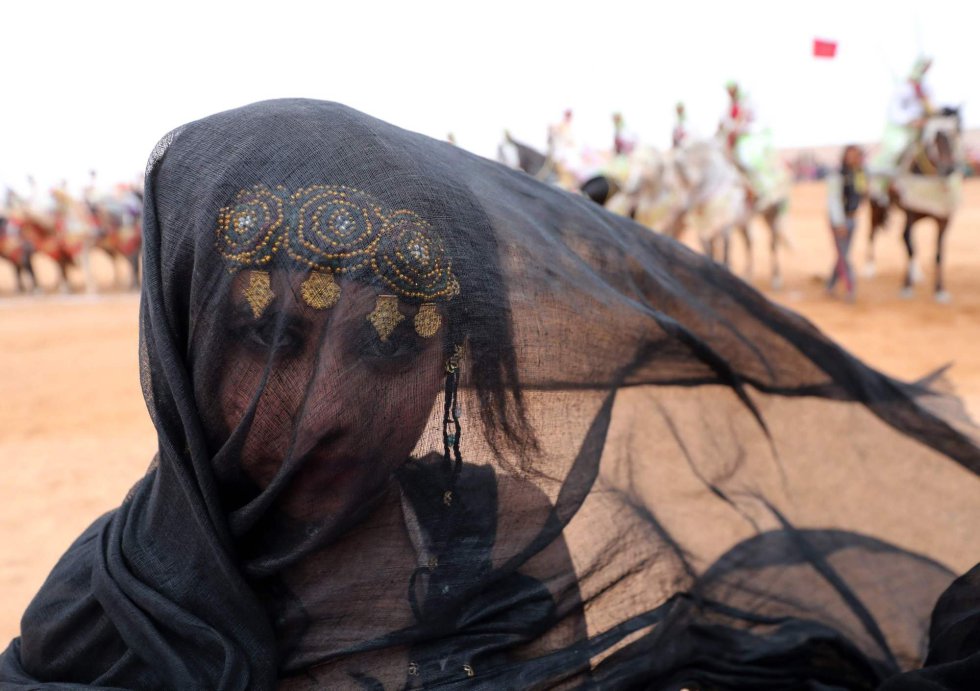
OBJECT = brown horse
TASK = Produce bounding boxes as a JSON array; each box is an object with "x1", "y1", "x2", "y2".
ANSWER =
[
  {"x1": 6, "y1": 205, "x2": 82, "y2": 292},
  {"x1": 867, "y1": 109, "x2": 963, "y2": 302},
  {"x1": 0, "y1": 215, "x2": 37, "y2": 292},
  {"x1": 86, "y1": 186, "x2": 143, "y2": 289}
]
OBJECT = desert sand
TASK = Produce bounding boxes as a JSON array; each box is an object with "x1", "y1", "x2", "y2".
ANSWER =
[{"x1": 1, "y1": 181, "x2": 978, "y2": 644}]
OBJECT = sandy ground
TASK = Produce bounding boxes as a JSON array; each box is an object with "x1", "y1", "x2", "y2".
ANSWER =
[{"x1": 1, "y1": 181, "x2": 978, "y2": 645}]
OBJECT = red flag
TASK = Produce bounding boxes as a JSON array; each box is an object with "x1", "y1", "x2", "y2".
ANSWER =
[{"x1": 813, "y1": 38, "x2": 837, "y2": 58}]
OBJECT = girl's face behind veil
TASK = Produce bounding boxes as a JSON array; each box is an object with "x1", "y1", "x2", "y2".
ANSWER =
[{"x1": 212, "y1": 269, "x2": 446, "y2": 524}]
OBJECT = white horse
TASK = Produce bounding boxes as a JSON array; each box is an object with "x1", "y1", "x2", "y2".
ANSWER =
[
  {"x1": 607, "y1": 138, "x2": 791, "y2": 288},
  {"x1": 607, "y1": 142, "x2": 746, "y2": 264}
]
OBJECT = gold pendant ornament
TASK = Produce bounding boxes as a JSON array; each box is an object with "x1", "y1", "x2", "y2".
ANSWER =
[
  {"x1": 414, "y1": 303, "x2": 441, "y2": 338},
  {"x1": 301, "y1": 270, "x2": 341, "y2": 309},
  {"x1": 367, "y1": 295, "x2": 404, "y2": 341},
  {"x1": 243, "y1": 270, "x2": 275, "y2": 318}
]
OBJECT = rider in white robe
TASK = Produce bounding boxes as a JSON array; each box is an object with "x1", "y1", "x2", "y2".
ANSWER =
[{"x1": 872, "y1": 57, "x2": 935, "y2": 195}]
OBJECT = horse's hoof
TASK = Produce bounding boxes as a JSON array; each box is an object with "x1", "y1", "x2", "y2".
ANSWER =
[
  {"x1": 770, "y1": 275, "x2": 783, "y2": 291},
  {"x1": 862, "y1": 262, "x2": 876, "y2": 278},
  {"x1": 910, "y1": 263, "x2": 924, "y2": 284},
  {"x1": 935, "y1": 290, "x2": 952, "y2": 304},
  {"x1": 899, "y1": 287, "x2": 915, "y2": 300}
]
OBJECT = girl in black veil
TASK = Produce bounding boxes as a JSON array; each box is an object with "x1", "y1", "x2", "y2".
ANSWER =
[{"x1": 1, "y1": 100, "x2": 978, "y2": 690}]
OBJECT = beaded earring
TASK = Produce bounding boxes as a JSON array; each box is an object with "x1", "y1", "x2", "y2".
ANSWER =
[{"x1": 441, "y1": 344, "x2": 465, "y2": 507}]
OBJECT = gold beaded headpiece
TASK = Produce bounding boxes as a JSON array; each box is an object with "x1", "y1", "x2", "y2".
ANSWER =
[{"x1": 216, "y1": 184, "x2": 459, "y2": 341}]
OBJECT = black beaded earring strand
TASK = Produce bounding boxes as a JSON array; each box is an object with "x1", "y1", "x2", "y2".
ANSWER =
[{"x1": 442, "y1": 344, "x2": 464, "y2": 503}]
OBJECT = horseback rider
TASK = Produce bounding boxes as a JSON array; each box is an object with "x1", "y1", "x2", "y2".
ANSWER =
[
  {"x1": 672, "y1": 102, "x2": 688, "y2": 149},
  {"x1": 894, "y1": 57, "x2": 935, "y2": 129},
  {"x1": 876, "y1": 57, "x2": 936, "y2": 179},
  {"x1": 612, "y1": 112, "x2": 635, "y2": 156},
  {"x1": 719, "y1": 81, "x2": 752, "y2": 158},
  {"x1": 719, "y1": 81, "x2": 757, "y2": 205},
  {"x1": 546, "y1": 108, "x2": 580, "y2": 190}
]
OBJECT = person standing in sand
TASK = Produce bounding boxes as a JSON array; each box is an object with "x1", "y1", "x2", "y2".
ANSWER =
[{"x1": 826, "y1": 144, "x2": 868, "y2": 302}]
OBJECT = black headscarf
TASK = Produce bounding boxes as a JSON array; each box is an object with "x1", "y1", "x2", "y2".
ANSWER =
[{"x1": 2, "y1": 100, "x2": 979, "y2": 690}]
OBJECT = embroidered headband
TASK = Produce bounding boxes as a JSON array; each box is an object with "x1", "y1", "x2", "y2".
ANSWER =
[{"x1": 216, "y1": 184, "x2": 459, "y2": 341}]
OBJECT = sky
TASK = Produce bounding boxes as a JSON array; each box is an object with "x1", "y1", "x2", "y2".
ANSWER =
[{"x1": 3, "y1": 0, "x2": 979, "y2": 191}]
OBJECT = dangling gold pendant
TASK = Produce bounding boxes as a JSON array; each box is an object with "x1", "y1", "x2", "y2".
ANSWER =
[
  {"x1": 367, "y1": 295, "x2": 404, "y2": 341},
  {"x1": 243, "y1": 270, "x2": 275, "y2": 318},
  {"x1": 301, "y1": 270, "x2": 341, "y2": 310},
  {"x1": 414, "y1": 303, "x2": 441, "y2": 338}
]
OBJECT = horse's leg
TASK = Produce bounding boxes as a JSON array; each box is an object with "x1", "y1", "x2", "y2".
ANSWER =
[
  {"x1": 16, "y1": 263, "x2": 29, "y2": 293},
  {"x1": 7, "y1": 258, "x2": 23, "y2": 293},
  {"x1": 700, "y1": 236, "x2": 713, "y2": 260},
  {"x1": 864, "y1": 199, "x2": 884, "y2": 277},
  {"x1": 667, "y1": 213, "x2": 686, "y2": 240},
  {"x1": 764, "y1": 207, "x2": 784, "y2": 290},
  {"x1": 737, "y1": 222, "x2": 753, "y2": 280},
  {"x1": 935, "y1": 217, "x2": 951, "y2": 303},
  {"x1": 110, "y1": 249, "x2": 123, "y2": 290},
  {"x1": 128, "y1": 252, "x2": 141, "y2": 290},
  {"x1": 900, "y1": 212, "x2": 918, "y2": 297},
  {"x1": 59, "y1": 258, "x2": 73, "y2": 293},
  {"x1": 722, "y1": 232, "x2": 731, "y2": 269},
  {"x1": 81, "y1": 242, "x2": 98, "y2": 294},
  {"x1": 26, "y1": 254, "x2": 38, "y2": 293},
  {"x1": 22, "y1": 248, "x2": 39, "y2": 293}
]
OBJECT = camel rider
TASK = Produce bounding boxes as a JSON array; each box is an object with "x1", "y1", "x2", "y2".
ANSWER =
[{"x1": 672, "y1": 102, "x2": 688, "y2": 149}]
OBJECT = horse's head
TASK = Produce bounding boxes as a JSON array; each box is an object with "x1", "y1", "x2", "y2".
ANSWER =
[
  {"x1": 623, "y1": 146, "x2": 668, "y2": 197},
  {"x1": 918, "y1": 111, "x2": 963, "y2": 176}
]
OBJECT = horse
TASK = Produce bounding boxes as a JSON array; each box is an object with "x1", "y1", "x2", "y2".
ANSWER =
[
  {"x1": 85, "y1": 185, "x2": 143, "y2": 290},
  {"x1": 498, "y1": 132, "x2": 551, "y2": 180},
  {"x1": 0, "y1": 214, "x2": 37, "y2": 292},
  {"x1": 5, "y1": 202, "x2": 80, "y2": 292},
  {"x1": 867, "y1": 109, "x2": 963, "y2": 302},
  {"x1": 604, "y1": 140, "x2": 790, "y2": 287},
  {"x1": 728, "y1": 130, "x2": 794, "y2": 289}
]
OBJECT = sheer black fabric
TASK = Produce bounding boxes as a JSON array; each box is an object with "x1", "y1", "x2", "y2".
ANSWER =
[{"x1": 2, "y1": 100, "x2": 979, "y2": 690}]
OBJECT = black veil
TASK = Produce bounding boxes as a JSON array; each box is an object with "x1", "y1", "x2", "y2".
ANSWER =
[{"x1": 2, "y1": 100, "x2": 978, "y2": 690}]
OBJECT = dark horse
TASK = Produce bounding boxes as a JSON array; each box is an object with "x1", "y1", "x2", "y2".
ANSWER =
[
  {"x1": 867, "y1": 108, "x2": 963, "y2": 302},
  {"x1": 498, "y1": 132, "x2": 550, "y2": 180}
]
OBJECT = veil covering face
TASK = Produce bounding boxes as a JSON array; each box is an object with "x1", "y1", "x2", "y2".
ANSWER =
[{"x1": 2, "y1": 100, "x2": 979, "y2": 690}]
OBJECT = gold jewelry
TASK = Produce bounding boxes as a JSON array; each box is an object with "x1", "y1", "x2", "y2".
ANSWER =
[
  {"x1": 217, "y1": 184, "x2": 458, "y2": 308},
  {"x1": 243, "y1": 270, "x2": 275, "y2": 318},
  {"x1": 300, "y1": 270, "x2": 341, "y2": 310},
  {"x1": 413, "y1": 303, "x2": 441, "y2": 338},
  {"x1": 367, "y1": 295, "x2": 404, "y2": 341}
]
